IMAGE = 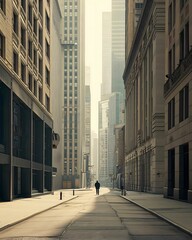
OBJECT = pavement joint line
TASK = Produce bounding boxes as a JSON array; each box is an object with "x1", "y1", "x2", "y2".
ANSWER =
[
  {"x1": 0, "y1": 195, "x2": 78, "y2": 233},
  {"x1": 120, "y1": 195, "x2": 192, "y2": 237}
]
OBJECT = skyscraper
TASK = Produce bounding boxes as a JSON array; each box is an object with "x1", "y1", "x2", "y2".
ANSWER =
[
  {"x1": 0, "y1": 0, "x2": 52, "y2": 201},
  {"x1": 101, "y1": 12, "x2": 111, "y2": 98},
  {"x1": 111, "y1": 0, "x2": 125, "y2": 95},
  {"x1": 59, "y1": 0, "x2": 85, "y2": 188}
]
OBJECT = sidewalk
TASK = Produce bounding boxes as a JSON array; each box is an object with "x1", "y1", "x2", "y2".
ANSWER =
[
  {"x1": 121, "y1": 191, "x2": 192, "y2": 236},
  {"x1": 0, "y1": 189, "x2": 77, "y2": 231}
]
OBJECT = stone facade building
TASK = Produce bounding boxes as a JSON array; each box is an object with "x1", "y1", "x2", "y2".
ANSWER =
[
  {"x1": 163, "y1": 0, "x2": 192, "y2": 203},
  {"x1": 123, "y1": 0, "x2": 165, "y2": 193},
  {"x1": 0, "y1": 0, "x2": 52, "y2": 201},
  {"x1": 59, "y1": 0, "x2": 85, "y2": 189}
]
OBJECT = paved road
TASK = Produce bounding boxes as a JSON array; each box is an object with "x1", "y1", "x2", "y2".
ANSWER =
[{"x1": 0, "y1": 189, "x2": 191, "y2": 240}]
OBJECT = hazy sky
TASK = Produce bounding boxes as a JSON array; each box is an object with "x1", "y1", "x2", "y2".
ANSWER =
[{"x1": 85, "y1": 0, "x2": 111, "y2": 135}]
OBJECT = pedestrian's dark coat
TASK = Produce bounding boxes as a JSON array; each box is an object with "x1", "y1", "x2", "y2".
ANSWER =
[{"x1": 95, "y1": 181, "x2": 100, "y2": 189}]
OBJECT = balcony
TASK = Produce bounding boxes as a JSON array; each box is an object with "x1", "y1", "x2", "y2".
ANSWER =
[{"x1": 164, "y1": 48, "x2": 192, "y2": 97}]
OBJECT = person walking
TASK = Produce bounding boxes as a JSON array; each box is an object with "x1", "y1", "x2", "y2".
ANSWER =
[{"x1": 95, "y1": 180, "x2": 100, "y2": 195}]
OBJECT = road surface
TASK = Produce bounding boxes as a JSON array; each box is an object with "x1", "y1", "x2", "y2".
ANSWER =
[{"x1": 0, "y1": 188, "x2": 191, "y2": 240}]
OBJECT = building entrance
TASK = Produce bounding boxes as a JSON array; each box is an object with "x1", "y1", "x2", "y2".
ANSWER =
[
  {"x1": 179, "y1": 144, "x2": 189, "y2": 200},
  {"x1": 168, "y1": 149, "x2": 175, "y2": 197}
]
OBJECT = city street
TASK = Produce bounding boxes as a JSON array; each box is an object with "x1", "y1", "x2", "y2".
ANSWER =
[{"x1": 0, "y1": 189, "x2": 191, "y2": 240}]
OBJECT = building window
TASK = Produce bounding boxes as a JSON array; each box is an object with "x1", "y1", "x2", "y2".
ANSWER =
[
  {"x1": 168, "y1": 49, "x2": 172, "y2": 74},
  {"x1": 168, "y1": 3, "x2": 172, "y2": 33},
  {"x1": 39, "y1": 86, "x2": 42, "y2": 103},
  {"x1": 34, "y1": 80, "x2": 37, "y2": 96},
  {"x1": 179, "y1": 85, "x2": 189, "y2": 122},
  {"x1": 180, "y1": 0, "x2": 185, "y2": 10},
  {"x1": 39, "y1": 57, "x2": 43, "y2": 76},
  {"x1": 0, "y1": 0, "x2": 5, "y2": 14},
  {"x1": 39, "y1": 0, "x2": 43, "y2": 16},
  {"x1": 45, "y1": 94, "x2": 50, "y2": 112},
  {"x1": 33, "y1": 49, "x2": 37, "y2": 66},
  {"x1": 33, "y1": 17, "x2": 37, "y2": 36},
  {"x1": 13, "y1": 12, "x2": 19, "y2": 35},
  {"x1": 46, "y1": 12, "x2": 50, "y2": 33},
  {"x1": 185, "y1": 22, "x2": 189, "y2": 56},
  {"x1": 173, "y1": 0, "x2": 176, "y2": 26},
  {"x1": 21, "y1": 26, "x2": 26, "y2": 48},
  {"x1": 28, "y1": 73, "x2": 33, "y2": 91},
  {"x1": 168, "y1": 98, "x2": 175, "y2": 130},
  {"x1": 28, "y1": 39, "x2": 32, "y2": 59},
  {"x1": 39, "y1": 27, "x2": 43, "y2": 46},
  {"x1": 21, "y1": 0, "x2": 26, "y2": 12},
  {"x1": 28, "y1": 4, "x2": 32, "y2": 25},
  {"x1": 45, "y1": 39, "x2": 50, "y2": 59},
  {"x1": 0, "y1": 33, "x2": 5, "y2": 58},
  {"x1": 13, "y1": 51, "x2": 18, "y2": 73},
  {"x1": 45, "y1": 67, "x2": 50, "y2": 86},
  {"x1": 180, "y1": 22, "x2": 189, "y2": 60},
  {"x1": 21, "y1": 62, "x2": 26, "y2": 82},
  {"x1": 172, "y1": 44, "x2": 175, "y2": 71}
]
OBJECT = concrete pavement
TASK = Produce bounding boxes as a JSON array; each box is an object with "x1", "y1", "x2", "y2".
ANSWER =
[
  {"x1": 121, "y1": 191, "x2": 192, "y2": 236},
  {"x1": 0, "y1": 189, "x2": 77, "y2": 231},
  {"x1": 0, "y1": 188, "x2": 192, "y2": 237}
]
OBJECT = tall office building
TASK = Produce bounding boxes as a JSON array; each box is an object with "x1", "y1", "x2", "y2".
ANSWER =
[
  {"x1": 111, "y1": 0, "x2": 125, "y2": 95},
  {"x1": 59, "y1": 0, "x2": 85, "y2": 188},
  {"x1": 101, "y1": 12, "x2": 111, "y2": 98},
  {"x1": 84, "y1": 85, "x2": 91, "y2": 187},
  {"x1": 0, "y1": 0, "x2": 52, "y2": 201},
  {"x1": 91, "y1": 132, "x2": 98, "y2": 183}
]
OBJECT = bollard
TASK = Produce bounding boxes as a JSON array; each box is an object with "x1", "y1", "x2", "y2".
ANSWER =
[
  {"x1": 60, "y1": 191, "x2": 62, "y2": 200},
  {"x1": 73, "y1": 189, "x2": 75, "y2": 196},
  {"x1": 124, "y1": 190, "x2": 126, "y2": 196}
]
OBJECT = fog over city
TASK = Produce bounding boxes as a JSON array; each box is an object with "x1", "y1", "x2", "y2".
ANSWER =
[{"x1": 85, "y1": 0, "x2": 111, "y2": 134}]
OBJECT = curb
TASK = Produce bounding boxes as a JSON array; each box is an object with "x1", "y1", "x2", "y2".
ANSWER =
[
  {"x1": 0, "y1": 195, "x2": 78, "y2": 232},
  {"x1": 120, "y1": 195, "x2": 192, "y2": 237}
]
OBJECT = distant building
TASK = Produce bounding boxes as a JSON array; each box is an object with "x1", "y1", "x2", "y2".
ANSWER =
[
  {"x1": 163, "y1": 0, "x2": 192, "y2": 203},
  {"x1": 111, "y1": 0, "x2": 125, "y2": 95},
  {"x1": 59, "y1": 0, "x2": 85, "y2": 189},
  {"x1": 114, "y1": 124, "x2": 125, "y2": 189},
  {"x1": 84, "y1": 85, "x2": 91, "y2": 187},
  {"x1": 98, "y1": 93, "x2": 123, "y2": 187},
  {"x1": 0, "y1": 0, "x2": 52, "y2": 201},
  {"x1": 123, "y1": 0, "x2": 165, "y2": 193},
  {"x1": 91, "y1": 132, "x2": 98, "y2": 183},
  {"x1": 101, "y1": 12, "x2": 111, "y2": 97}
]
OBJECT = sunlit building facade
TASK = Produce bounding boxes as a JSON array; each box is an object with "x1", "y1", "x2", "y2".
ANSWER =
[
  {"x1": 123, "y1": 0, "x2": 165, "y2": 193},
  {"x1": 59, "y1": 0, "x2": 85, "y2": 188},
  {"x1": 0, "y1": 0, "x2": 52, "y2": 201},
  {"x1": 125, "y1": 0, "x2": 143, "y2": 59},
  {"x1": 163, "y1": 0, "x2": 192, "y2": 203},
  {"x1": 51, "y1": 0, "x2": 63, "y2": 190}
]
